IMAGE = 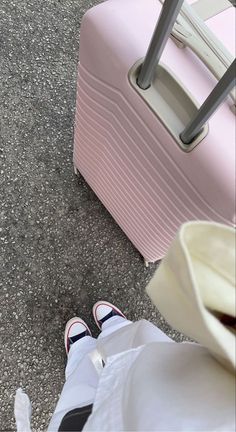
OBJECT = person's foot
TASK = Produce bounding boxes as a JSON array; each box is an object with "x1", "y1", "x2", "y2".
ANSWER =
[
  {"x1": 64, "y1": 317, "x2": 92, "y2": 354},
  {"x1": 92, "y1": 301, "x2": 126, "y2": 330}
]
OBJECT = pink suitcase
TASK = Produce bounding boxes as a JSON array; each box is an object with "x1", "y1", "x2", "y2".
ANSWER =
[{"x1": 73, "y1": 0, "x2": 235, "y2": 263}]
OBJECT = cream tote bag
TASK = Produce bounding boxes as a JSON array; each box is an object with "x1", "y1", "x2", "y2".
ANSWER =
[{"x1": 147, "y1": 221, "x2": 236, "y2": 372}]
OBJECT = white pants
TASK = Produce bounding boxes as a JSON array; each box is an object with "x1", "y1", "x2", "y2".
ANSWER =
[
  {"x1": 48, "y1": 317, "x2": 170, "y2": 431},
  {"x1": 48, "y1": 316, "x2": 235, "y2": 432}
]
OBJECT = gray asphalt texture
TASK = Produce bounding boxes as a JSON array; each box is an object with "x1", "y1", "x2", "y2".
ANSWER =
[{"x1": 0, "y1": 1, "x2": 186, "y2": 430}]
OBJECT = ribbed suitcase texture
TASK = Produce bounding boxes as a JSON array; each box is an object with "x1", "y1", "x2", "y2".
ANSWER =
[{"x1": 73, "y1": 0, "x2": 235, "y2": 262}]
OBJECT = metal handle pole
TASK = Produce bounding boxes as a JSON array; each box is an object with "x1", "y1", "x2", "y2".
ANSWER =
[
  {"x1": 137, "y1": 0, "x2": 184, "y2": 90},
  {"x1": 180, "y1": 59, "x2": 236, "y2": 144}
]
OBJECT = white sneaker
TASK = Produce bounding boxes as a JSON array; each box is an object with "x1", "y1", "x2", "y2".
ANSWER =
[
  {"x1": 64, "y1": 317, "x2": 92, "y2": 354},
  {"x1": 92, "y1": 301, "x2": 126, "y2": 330}
]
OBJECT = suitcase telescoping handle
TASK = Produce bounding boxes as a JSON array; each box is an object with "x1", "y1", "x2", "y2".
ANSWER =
[
  {"x1": 137, "y1": 0, "x2": 184, "y2": 90},
  {"x1": 180, "y1": 59, "x2": 236, "y2": 144},
  {"x1": 137, "y1": 0, "x2": 236, "y2": 145}
]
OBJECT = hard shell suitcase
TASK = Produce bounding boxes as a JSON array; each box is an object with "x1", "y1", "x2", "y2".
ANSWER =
[{"x1": 73, "y1": 0, "x2": 236, "y2": 263}]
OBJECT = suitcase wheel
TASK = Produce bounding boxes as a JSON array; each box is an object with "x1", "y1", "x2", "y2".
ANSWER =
[{"x1": 74, "y1": 165, "x2": 80, "y2": 176}]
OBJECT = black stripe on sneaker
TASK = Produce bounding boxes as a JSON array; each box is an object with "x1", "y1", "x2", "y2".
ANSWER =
[
  {"x1": 99, "y1": 309, "x2": 123, "y2": 325},
  {"x1": 69, "y1": 330, "x2": 90, "y2": 345}
]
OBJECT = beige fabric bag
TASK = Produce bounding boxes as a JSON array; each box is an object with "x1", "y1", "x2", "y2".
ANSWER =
[{"x1": 146, "y1": 221, "x2": 236, "y2": 372}]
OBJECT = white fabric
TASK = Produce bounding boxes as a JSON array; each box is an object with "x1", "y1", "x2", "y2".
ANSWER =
[
  {"x1": 147, "y1": 221, "x2": 236, "y2": 372},
  {"x1": 48, "y1": 336, "x2": 97, "y2": 431},
  {"x1": 84, "y1": 341, "x2": 235, "y2": 432},
  {"x1": 48, "y1": 316, "x2": 132, "y2": 431},
  {"x1": 14, "y1": 388, "x2": 32, "y2": 432},
  {"x1": 49, "y1": 317, "x2": 235, "y2": 431}
]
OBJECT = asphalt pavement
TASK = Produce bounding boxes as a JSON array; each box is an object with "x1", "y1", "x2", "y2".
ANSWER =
[{"x1": 0, "y1": 1, "x2": 185, "y2": 429}]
